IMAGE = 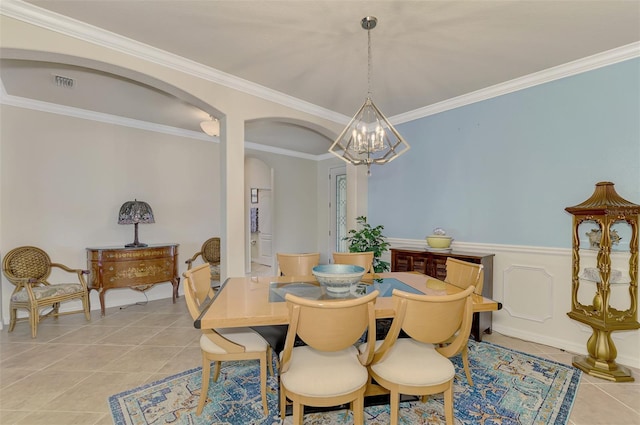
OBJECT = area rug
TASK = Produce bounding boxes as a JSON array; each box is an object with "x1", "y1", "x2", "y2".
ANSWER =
[{"x1": 109, "y1": 341, "x2": 581, "y2": 425}]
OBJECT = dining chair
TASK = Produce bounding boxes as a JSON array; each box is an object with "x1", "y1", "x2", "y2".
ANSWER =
[
  {"x1": 185, "y1": 237, "x2": 221, "y2": 289},
  {"x1": 332, "y1": 251, "x2": 374, "y2": 274},
  {"x1": 276, "y1": 252, "x2": 320, "y2": 276},
  {"x1": 444, "y1": 257, "x2": 484, "y2": 295},
  {"x1": 279, "y1": 290, "x2": 379, "y2": 424},
  {"x1": 2, "y1": 246, "x2": 91, "y2": 338},
  {"x1": 442, "y1": 257, "x2": 484, "y2": 385},
  {"x1": 365, "y1": 285, "x2": 475, "y2": 425},
  {"x1": 183, "y1": 263, "x2": 272, "y2": 416}
]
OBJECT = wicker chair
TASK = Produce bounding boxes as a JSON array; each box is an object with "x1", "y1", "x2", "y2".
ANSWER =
[
  {"x1": 2, "y1": 246, "x2": 91, "y2": 338},
  {"x1": 185, "y1": 237, "x2": 221, "y2": 287}
]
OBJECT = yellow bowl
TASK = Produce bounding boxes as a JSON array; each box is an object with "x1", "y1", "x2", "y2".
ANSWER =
[{"x1": 426, "y1": 235, "x2": 452, "y2": 249}]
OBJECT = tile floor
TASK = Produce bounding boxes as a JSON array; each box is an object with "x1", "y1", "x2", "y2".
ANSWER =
[{"x1": 1, "y1": 264, "x2": 639, "y2": 424}]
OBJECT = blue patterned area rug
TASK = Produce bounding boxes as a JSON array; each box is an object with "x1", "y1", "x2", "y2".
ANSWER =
[{"x1": 109, "y1": 341, "x2": 581, "y2": 425}]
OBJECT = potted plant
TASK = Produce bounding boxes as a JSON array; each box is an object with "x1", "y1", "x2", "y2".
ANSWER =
[{"x1": 344, "y1": 216, "x2": 390, "y2": 273}]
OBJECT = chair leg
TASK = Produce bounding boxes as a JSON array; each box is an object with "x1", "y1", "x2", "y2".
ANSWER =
[
  {"x1": 9, "y1": 307, "x2": 17, "y2": 332},
  {"x1": 197, "y1": 353, "x2": 211, "y2": 415},
  {"x1": 390, "y1": 390, "x2": 400, "y2": 425},
  {"x1": 292, "y1": 400, "x2": 303, "y2": 425},
  {"x1": 443, "y1": 381, "x2": 454, "y2": 425},
  {"x1": 353, "y1": 395, "x2": 364, "y2": 425},
  {"x1": 83, "y1": 293, "x2": 91, "y2": 321},
  {"x1": 30, "y1": 305, "x2": 38, "y2": 338},
  {"x1": 212, "y1": 361, "x2": 221, "y2": 382},
  {"x1": 462, "y1": 345, "x2": 473, "y2": 386},
  {"x1": 279, "y1": 381, "x2": 286, "y2": 420},
  {"x1": 259, "y1": 353, "x2": 268, "y2": 414},
  {"x1": 267, "y1": 346, "x2": 274, "y2": 376}
]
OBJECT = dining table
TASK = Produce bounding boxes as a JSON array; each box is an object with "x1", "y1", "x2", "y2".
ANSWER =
[{"x1": 194, "y1": 271, "x2": 501, "y2": 330}]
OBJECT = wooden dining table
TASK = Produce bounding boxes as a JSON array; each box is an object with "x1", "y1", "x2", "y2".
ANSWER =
[{"x1": 195, "y1": 272, "x2": 500, "y2": 330}]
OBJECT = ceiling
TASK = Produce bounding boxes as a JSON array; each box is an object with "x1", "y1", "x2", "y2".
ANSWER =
[{"x1": 1, "y1": 1, "x2": 639, "y2": 156}]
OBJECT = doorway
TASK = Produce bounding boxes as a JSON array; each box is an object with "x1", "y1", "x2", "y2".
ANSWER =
[
  {"x1": 256, "y1": 188, "x2": 273, "y2": 265},
  {"x1": 329, "y1": 165, "x2": 347, "y2": 260},
  {"x1": 246, "y1": 157, "x2": 274, "y2": 272}
]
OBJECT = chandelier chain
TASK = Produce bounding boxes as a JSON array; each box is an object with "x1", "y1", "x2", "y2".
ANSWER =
[{"x1": 367, "y1": 28, "x2": 372, "y2": 99}]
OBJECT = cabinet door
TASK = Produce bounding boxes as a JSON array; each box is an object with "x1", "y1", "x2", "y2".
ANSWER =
[
  {"x1": 393, "y1": 253, "x2": 413, "y2": 272},
  {"x1": 412, "y1": 257, "x2": 428, "y2": 274},
  {"x1": 430, "y1": 256, "x2": 447, "y2": 279}
]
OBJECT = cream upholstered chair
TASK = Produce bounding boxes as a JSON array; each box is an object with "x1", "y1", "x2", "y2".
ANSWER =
[
  {"x1": 2, "y1": 246, "x2": 90, "y2": 338},
  {"x1": 365, "y1": 286, "x2": 475, "y2": 425},
  {"x1": 276, "y1": 252, "x2": 320, "y2": 276},
  {"x1": 332, "y1": 251, "x2": 374, "y2": 274},
  {"x1": 279, "y1": 290, "x2": 379, "y2": 424},
  {"x1": 185, "y1": 237, "x2": 221, "y2": 285},
  {"x1": 442, "y1": 257, "x2": 484, "y2": 385},
  {"x1": 183, "y1": 263, "x2": 272, "y2": 415}
]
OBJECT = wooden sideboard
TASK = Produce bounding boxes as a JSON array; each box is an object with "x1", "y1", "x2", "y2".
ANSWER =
[
  {"x1": 87, "y1": 244, "x2": 180, "y2": 315},
  {"x1": 390, "y1": 247, "x2": 495, "y2": 341}
]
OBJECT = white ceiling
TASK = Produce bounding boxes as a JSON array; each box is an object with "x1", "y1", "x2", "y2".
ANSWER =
[{"x1": 1, "y1": 1, "x2": 639, "y2": 156}]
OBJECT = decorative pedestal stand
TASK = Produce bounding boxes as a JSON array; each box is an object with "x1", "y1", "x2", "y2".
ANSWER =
[{"x1": 565, "y1": 182, "x2": 639, "y2": 382}]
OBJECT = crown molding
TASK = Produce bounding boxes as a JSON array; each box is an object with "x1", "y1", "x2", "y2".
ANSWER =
[
  {"x1": 0, "y1": 91, "x2": 214, "y2": 141},
  {"x1": 1, "y1": 91, "x2": 341, "y2": 161},
  {"x1": 392, "y1": 42, "x2": 640, "y2": 125},
  {"x1": 0, "y1": 0, "x2": 350, "y2": 125}
]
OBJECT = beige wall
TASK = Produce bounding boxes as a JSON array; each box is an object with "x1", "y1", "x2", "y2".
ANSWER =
[
  {"x1": 0, "y1": 14, "x2": 352, "y2": 323},
  {"x1": 0, "y1": 105, "x2": 340, "y2": 322},
  {"x1": 0, "y1": 105, "x2": 221, "y2": 316}
]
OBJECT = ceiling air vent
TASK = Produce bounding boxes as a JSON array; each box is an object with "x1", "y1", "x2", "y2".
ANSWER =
[{"x1": 54, "y1": 75, "x2": 75, "y2": 88}]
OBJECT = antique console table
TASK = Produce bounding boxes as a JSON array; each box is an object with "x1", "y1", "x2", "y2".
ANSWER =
[
  {"x1": 87, "y1": 244, "x2": 180, "y2": 315},
  {"x1": 390, "y1": 247, "x2": 495, "y2": 341}
]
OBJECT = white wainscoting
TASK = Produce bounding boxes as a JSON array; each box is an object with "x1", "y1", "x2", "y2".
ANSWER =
[{"x1": 386, "y1": 238, "x2": 640, "y2": 369}]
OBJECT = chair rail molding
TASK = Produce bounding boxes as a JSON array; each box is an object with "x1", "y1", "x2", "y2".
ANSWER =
[{"x1": 385, "y1": 237, "x2": 639, "y2": 369}]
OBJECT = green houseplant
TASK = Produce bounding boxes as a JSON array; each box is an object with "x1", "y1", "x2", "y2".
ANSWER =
[{"x1": 344, "y1": 216, "x2": 390, "y2": 273}]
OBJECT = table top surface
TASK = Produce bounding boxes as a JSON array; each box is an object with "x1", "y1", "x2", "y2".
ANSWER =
[{"x1": 195, "y1": 272, "x2": 500, "y2": 329}]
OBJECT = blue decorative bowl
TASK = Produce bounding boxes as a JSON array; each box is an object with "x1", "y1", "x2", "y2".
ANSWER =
[{"x1": 312, "y1": 264, "x2": 366, "y2": 294}]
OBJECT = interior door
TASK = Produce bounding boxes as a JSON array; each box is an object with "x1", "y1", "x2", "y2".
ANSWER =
[{"x1": 257, "y1": 189, "x2": 273, "y2": 266}]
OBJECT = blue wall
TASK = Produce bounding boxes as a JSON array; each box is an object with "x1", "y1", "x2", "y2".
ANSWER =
[{"x1": 369, "y1": 58, "x2": 640, "y2": 248}]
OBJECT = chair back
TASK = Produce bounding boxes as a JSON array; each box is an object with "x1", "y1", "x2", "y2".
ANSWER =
[
  {"x1": 332, "y1": 251, "x2": 374, "y2": 273},
  {"x1": 200, "y1": 237, "x2": 221, "y2": 264},
  {"x1": 373, "y1": 286, "x2": 475, "y2": 363},
  {"x1": 2, "y1": 246, "x2": 52, "y2": 285},
  {"x1": 183, "y1": 263, "x2": 215, "y2": 320},
  {"x1": 281, "y1": 290, "x2": 379, "y2": 371},
  {"x1": 444, "y1": 257, "x2": 484, "y2": 295},
  {"x1": 276, "y1": 252, "x2": 320, "y2": 276}
]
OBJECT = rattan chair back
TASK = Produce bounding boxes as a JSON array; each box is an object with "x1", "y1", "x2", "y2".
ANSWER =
[
  {"x1": 185, "y1": 237, "x2": 220, "y2": 270},
  {"x1": 3, "y1": 246, "x2": 52, "y2": 284}
]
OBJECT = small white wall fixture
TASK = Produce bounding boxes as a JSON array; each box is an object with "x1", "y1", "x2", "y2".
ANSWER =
[{"x1": 503, "y1": 264, "x2": 554, "y2": 323}]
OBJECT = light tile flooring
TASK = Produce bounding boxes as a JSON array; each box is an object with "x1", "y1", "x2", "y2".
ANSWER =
[{"x1": 1, "y1": 264, "x2": 638, "y2": 425}]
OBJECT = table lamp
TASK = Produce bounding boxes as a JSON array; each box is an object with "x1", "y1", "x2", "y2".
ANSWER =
[{"x1": 118, "y1": 199, "x2": 155, "y2": 247}]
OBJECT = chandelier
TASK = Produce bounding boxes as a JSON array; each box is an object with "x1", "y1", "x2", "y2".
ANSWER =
[{"x1": 329, "y1": 16, "x2": 410, "y2": 176}]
